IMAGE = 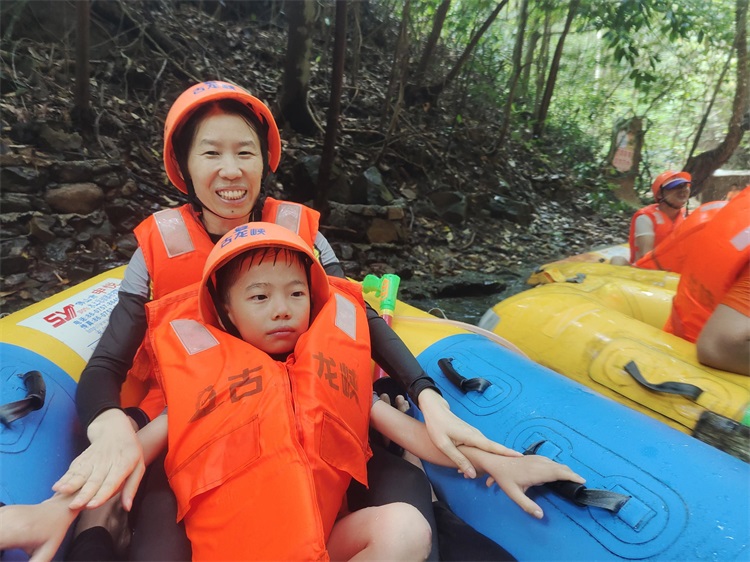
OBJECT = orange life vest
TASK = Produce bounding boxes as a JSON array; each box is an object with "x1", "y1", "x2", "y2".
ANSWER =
[
  {"x1": 147, "y1": 277, "x2": 372, "y2": 561},
  {"x1": 628, "y1": 204, "x2": 686, "y2": 263},
  {"x1": 635, "y1": 201, "x2": 727, "y2": 272},
  {"x1": 124, "y1": 200, "x2": 320, "y2": 418},
  {"x1": 665, "y1": 188, "x2": 750, "y2": 342}
]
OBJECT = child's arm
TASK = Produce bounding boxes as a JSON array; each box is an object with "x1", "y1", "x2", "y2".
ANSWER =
[
  {"x1": 370, "y1": 400, "x2": 584, "y2": 519},
  {"x1": 138, "y1": 412, "x2": 168, "y2": 466},
  {"x1": 0, "y1": 493, "x2": 78, "y2": 562}
]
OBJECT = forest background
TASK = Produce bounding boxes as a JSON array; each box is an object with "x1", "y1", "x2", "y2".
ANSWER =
[{"x1": 0, "y1": 0, "x2": 748, "y2": 318}]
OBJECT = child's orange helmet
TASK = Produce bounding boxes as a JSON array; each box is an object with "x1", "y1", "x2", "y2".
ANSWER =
[
  {"x1": 651, "y1": 171, "x2": 691, "y2": 201},
  {"x1": 199, "y1": 222, "x2": 329, "y2": 329},
  {"x1": 163, "y1": 81, "x2": 282, "y2": 194}
]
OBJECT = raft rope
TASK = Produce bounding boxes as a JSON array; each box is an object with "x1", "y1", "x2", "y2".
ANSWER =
[{"x1": 0, "y1": 371, "x2": 46, "y2": 427}]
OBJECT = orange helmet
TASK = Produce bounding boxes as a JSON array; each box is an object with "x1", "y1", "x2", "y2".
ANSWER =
[
  {"x1": 163, "y1": 81, "x2": 282, "y2": 194},
  {"x1": 199, "y1": 222, "x2": 329, "y2": 329},
  {"x1": 651, "y1": 171, "x2": 691, "y2": 201}
]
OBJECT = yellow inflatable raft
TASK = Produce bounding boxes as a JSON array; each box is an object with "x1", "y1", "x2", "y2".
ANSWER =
[{"x1": 478, "y1": 283, "x2": 750, "y2": 436}]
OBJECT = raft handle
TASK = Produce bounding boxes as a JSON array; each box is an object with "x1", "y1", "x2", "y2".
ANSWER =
[
  {"x1": 624, "y1": 361, "x2": 703, "y2": 400},
  {"x1": 0, "y1": 371, "x2": 46, "y2": 428},
  {"x1": 438, "y1": 358, "x2": 492, "y2": 394},
  {"x1": 524, "y1": 440, "x2": 630, "y2": 513}
]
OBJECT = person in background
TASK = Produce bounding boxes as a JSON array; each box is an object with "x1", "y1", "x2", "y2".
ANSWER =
[
  {"x1": 634, "y1": 199, "x2": 727, "y2": 273},
  {"x1": 627, "y1": 170, "x2": 691, "y2": 263},
  {"x1": 665, "y1": 187, "x2": 750, "y2": 375}
]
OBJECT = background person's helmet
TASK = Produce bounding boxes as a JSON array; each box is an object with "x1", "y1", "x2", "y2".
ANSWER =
[
  {"x1": 163, "y1": 81, "x2": 282, "y2": 194},
  {"x1": 199, "y1": 222, "x2": 329, "y2": 330},
  {"x1": 651, "y1": 171, "x2": 691, "y2": 202}
]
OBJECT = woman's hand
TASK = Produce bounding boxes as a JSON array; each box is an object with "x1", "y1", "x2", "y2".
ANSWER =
[
  {"x1": 478, "y1": 452, "x2": 585, "y2": 519},
  {"x1": 52, "y1": 409, "x2": 145, "y2": 511},
  {"x1": 0, "y1": 494, "x2": 79, "y2": 562},
  {"x1": 417, "y1": 389, "x2": 520, "y2": 478}
]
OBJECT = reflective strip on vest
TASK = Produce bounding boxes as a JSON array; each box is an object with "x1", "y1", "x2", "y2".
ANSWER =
[
  {"x1": 154, "y1": 208, "x2": 195, "y2": 258},
  {"x1": 653, "y1": 210, "x2": 665, "y2": 225},
  {"x1": 170, "y1": 319, "x2": 219, "y2": 355},
  {"x1": 702, "y1": 201, "x2": 726, "y2": 212},
  {"x1": 731, "y1": 227, "x2": 750, "y2": 252},
  {"x1": 334, "y1": 293, "x2": 357, "y2": 341},
  {"x1": 273, "y1": 203, "x2": 302, "y2": 235}
]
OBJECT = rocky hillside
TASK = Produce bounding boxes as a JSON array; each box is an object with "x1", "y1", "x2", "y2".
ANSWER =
[{"x1": 0, "y1": 1, "x2": 630, "y2": 315}]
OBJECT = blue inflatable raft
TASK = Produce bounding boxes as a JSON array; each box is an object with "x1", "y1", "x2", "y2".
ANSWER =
[{"x1": 414, "y1": 333, "x2": 749, "y2": 561}]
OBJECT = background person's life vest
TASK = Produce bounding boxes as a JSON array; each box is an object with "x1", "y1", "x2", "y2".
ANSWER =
[
  {"x1": 665, "y1": 188, "x2": 750, "y2": 342},
  {"x1": 628, "y1": 204, "x2": 686, "y2": 263}
]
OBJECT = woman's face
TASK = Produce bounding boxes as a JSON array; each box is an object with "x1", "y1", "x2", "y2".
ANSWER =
[
  {"x1": 187, "y1": 109, "x2": 264, "y2": 234},
  {"x1": 661, "y1": 183, "x2": 691, "y2": 208}
]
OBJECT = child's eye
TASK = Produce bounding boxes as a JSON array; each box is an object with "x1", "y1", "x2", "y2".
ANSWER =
[
  {"x1": 292, "y1": 290, "x2": 307, "y2": 298},
  {"x1": 203, "y1": 151, "x2": 220, "y2": 156},
  {"x1": 250, "y1": 294, "x2": 268, "y2": 302}
]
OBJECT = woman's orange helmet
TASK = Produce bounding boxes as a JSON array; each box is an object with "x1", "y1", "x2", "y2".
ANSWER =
[
  {"x1": 651, "y1": 170, "x2": 691, "y2": 201},
  {"x1": 163, "y1": 81, "x2": 282, "y2": 194}
]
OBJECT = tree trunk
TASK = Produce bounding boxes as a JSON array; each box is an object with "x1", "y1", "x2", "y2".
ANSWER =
[
  {"x1": 533, "y1": 0, "x2": 580, "y2": 138},
  {"x1": 412, "y1": 0, "x2": 451, "y2": 86},
  {"x1": 498, "y1": 0, "x2": 529, "y2": 145},
  {"x1": 519, "y1": 26, "x2": 540, "y2": 104},
  {"x1": 280, "y1": 0, "x2": 319, "y2": 136},
  {"x1": 380, "y1": 0, "x2": 411, "y2": 133},
  {"x1": 406, "y1": 0, "x2": 508, "y2": 107},
  {"x1": 534, "y1": 8, "x2": 552, "y2": 116},
  {"x1": 684, "y1": 0, "x2": 748, "y2": 195},
  {"x1": 72, "y1": 0, "x2": 93, "y2": 134},
  {"x1": 316, "y1": 0, "x2": 348, "y2": 217}
]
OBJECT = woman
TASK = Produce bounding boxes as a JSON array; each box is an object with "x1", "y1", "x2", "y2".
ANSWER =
[{"x1": 52, "y1": 81, "x2": 513, "y2": 560}]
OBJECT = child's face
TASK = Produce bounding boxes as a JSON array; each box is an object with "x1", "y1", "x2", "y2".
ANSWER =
[
  {"x1": 187, "y1": 110, "x2": 264, "y2": 232},
  {"x1": 225, "y1": 255, "x2": 311, "y2": 356}
]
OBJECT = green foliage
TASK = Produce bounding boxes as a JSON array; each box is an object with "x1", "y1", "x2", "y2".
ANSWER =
[{"x1": 401, "y1": 0, "x2": 742, "y2": 187}]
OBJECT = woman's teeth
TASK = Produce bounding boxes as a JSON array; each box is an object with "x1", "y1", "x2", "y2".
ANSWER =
[{"x1": 218, "y1": 189, "x2": 245, "y2": 200}]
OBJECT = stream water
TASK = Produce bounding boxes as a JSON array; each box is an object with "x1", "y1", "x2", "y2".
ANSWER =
[{"x1": 405, "y1": 268, "x2": 534, "y2": 325}]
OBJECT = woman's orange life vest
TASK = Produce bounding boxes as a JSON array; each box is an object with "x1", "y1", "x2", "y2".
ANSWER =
[
  {"x1": 123, "y1": 200, "x2": 320, "y2": 419},
  {"x1": 665, "y1": 188, "x2": 750, "y2": 342},
  {"x1": 145, "y1": 222, "x2": 372, "y2": 560},
  {"x1": 635, "y1": 201, "x2": 727, "y2": 273},
  {"x1": 628, "y1": 204, "x2": 686, "y2": 263}
]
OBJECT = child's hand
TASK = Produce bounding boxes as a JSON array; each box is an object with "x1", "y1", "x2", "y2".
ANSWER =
[
  {"x1": 478, "y1": 453, "x2": 585, "y2": 519},
  {"x1": 0, "y1": 494, "x2": 79, "y2": 562},
  {"x1": 378, "y1": 393, "x2": 410, "y2": 413}
]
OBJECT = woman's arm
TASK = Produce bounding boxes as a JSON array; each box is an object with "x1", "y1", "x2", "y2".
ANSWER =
[
  {"x1": 56, "y1": 252, "x2": 152, "y2": 511},
  {"x1": 318, "y1": 231, "x2": 514, "y2": 475}
]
